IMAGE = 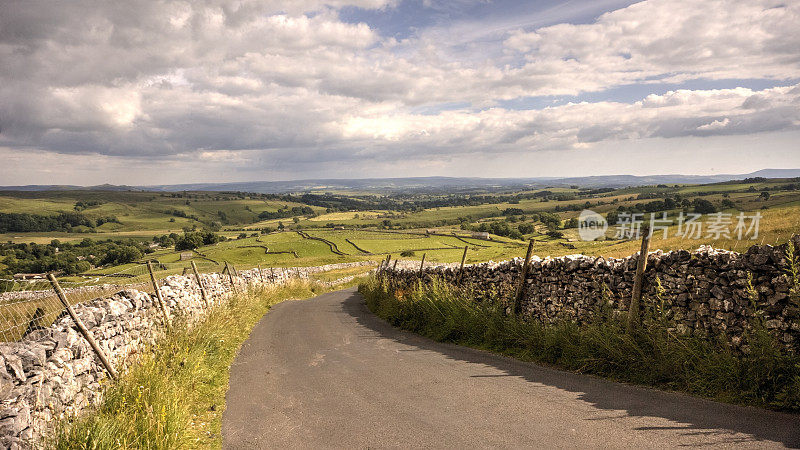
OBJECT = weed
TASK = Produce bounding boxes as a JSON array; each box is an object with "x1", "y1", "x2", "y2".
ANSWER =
[
  {"x1": 49, "y1": 280, "x2": 340, "y2": 449},
  {"x1": 360, "y1": 276, "x2": 800, "y2": 411}
]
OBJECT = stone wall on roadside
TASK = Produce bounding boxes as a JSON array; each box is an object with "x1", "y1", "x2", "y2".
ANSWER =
[
  {"x1": 0, "y1": 261, "x2": 374, "y2": 449},
  {"x1": 383, "y1": 238, "x2": 800, "y2": 351}
]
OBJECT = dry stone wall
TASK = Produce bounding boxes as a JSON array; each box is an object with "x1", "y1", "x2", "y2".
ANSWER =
[
  {"x1": 0, "y1": 262, "x2": 373, "y2": 449},
  {"x1": 384, "y1": 238, "x2": 800, "y2": 351}
]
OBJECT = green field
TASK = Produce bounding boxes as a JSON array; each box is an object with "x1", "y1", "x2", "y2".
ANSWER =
[
  {"x1": 0, "y1": 190, "x2": 320, "y2": 238},
  {"x1": 2, "y1": 178, "x2": 799, "y2": 278}
]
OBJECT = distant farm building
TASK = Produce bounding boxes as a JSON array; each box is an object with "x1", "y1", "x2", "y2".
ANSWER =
[
  {"x1": 13, "y1": 273, "x2": 47, "y2": 281},
  {"x1": 180, "y1": 252, "x2": 193, "y2": 261},
  {"x1": 471, "y1": 231, "x2": 491, "y2": 240}
]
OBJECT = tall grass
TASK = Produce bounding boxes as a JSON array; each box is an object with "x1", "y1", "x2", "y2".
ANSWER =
[
  {"x1": 50, "y1": 280, "x2": 330, "y2": 449},
  {"x1": 360, "y1": 276, "x2": 800, "y2": 411}
]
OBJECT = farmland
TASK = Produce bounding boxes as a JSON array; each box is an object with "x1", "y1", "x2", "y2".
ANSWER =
[{"x1": 1, "y1": 176, "x2": 799, "y2": 279}]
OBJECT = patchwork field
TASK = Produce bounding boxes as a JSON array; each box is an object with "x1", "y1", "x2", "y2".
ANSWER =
[{"x1": 2, "y1": 178, "x2": 799, "y2": 279}]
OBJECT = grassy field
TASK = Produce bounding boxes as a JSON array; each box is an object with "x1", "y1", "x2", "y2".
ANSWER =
[
  {"x1": 9, "y1": 197, "x2": 791, "y2": 344},
  {"x1": 2, "y1": 179, "x2": 799, "y2": 276},
  {"x1": 0, "y1": 190, "x2": 319, "y2": 238}
]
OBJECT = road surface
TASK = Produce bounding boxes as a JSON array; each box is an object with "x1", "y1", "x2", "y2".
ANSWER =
[{"x1": 222, "y1": 287, "x2": 799, "y2": 448}]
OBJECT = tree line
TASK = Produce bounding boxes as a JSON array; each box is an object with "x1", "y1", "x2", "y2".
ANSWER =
[{"x1": 0, "y1": 212, "x2": 120, "y2": 233}]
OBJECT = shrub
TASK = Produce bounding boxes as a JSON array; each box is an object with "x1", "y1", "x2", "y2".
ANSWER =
[
  {"x1": 502, "y1": 208, "x2": 524, "y2": 216},
  {"x1": 563, "y1": 218, "x2": 579, "y2": 229}
]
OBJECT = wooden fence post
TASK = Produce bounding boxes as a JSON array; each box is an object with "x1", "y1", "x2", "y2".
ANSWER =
[
  {"x1": 269, "y1": 267, "x2": 276, "y2": 283},
  {"x1": 191, "y1": 261, "x2": 210, "y2": 308},
  {"x1": 513, "y1": 240, "x2": 535, "y2": 315},
  {"x1": 231, "y1": 264, "x2": 244, "y2": 287},
  {"x1": 458, "y1": 245, "x2": 468, "y2": 282},
  {"x1": 379, "y1": 255, "x2": 390, "y2": 275},
  {"x1": 48, "y1": 274, "x2": 118, "y2": 380},
  {"x1": 418, "y1": 253, "x2": 426, "y2": 277},
  {"x1": 627, "y1": 229, "x2": 651, "y2": 333},
  {"x1": 257, "y1": 264, "x2": 265, "y2": 283},
  {"x1": 376, "y1": 259, "x2": 384, "y2": 276},
  {"x1": 225, "y1": 261, "x2": 238, "y2": 294},
  {"x1": 392, "y1": 259, "x2": 398, "y2": 271},
  {"x1": 146, "y1": 261, "x2": 172, "y2": 331}
]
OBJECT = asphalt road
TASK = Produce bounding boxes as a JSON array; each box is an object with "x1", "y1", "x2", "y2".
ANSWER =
[{"x1": 222, "y1": 287, "x2": 799, "y2": 448}]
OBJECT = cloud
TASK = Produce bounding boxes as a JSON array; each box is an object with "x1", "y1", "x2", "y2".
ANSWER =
[
  {"x1": 504, "y1": 0, "x2": 800, "y2": 86},
  {"x1": 340, "y1": 84, "x2": 800, "y2": 156},
  {"x1": 0, "y1": 0, "x2": 797, "y2": 181},
  {"x1": 697, "y1": 118, "x2": 730, "y2": 132}
]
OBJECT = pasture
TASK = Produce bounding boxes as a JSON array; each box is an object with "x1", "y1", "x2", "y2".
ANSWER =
[{"x1": 1, "y1": 178, "x2": 799, "y2": 278}]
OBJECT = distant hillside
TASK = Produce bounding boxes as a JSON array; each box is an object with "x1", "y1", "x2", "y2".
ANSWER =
[
  {"x1": 1, "y1": 169, "x2": 798, "y2": 194},
  {"x1": 0, "y1": 184, "x2": 138, "y2": 192},
  {"x1": 139, "y1": 169, "x2": 800, "y2": 192}
]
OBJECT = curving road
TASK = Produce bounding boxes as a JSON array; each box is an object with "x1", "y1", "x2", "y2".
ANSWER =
[{"x1": 222, "y1": 287, "x2": 799, "y2": 448}]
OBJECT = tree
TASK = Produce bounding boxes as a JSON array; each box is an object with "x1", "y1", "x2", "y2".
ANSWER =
[
  {"x1": 518, "y1": 223, "x2": 535, "y2": 234},
  {"x1": 538, "y1": 212, "x2": 561, "y2": 230},
  {"x1": 759, "y1": 191, "x2": 771, "y2": 201},
  {"x1": 175, "y1": 233, "x2": 204, "y2": 251},
  {"x1": 101, "y1": 245, "x2": 142, "y2": 265},
  {"x1": 502, "y1": 208, "x2": 524, "y2": 216},
  {"x1": 692, "y1": 199, "x2": 717, "y2": 214}
]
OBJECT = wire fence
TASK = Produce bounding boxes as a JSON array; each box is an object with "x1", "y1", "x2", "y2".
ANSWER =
[
  {"x1": 0, "y1": 260, "x2": 221, "y2": 343},
  {"x1": 0, "y1": 257, "x2": 380, "y2": 344}
]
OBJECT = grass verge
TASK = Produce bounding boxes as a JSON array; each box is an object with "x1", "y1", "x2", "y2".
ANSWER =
[
  {"x1": 49, "y1": 279, "x2": 341, "y2": 449},
  {"x1": 359, "y1": 276, "x2": 800, "y2": 412}
]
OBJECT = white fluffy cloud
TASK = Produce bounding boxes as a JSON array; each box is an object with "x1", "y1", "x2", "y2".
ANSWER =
[
  {"x1": 0, "y1": 0, "x2": 797, "y2": 178},
  {"x1": 504, "y1": 0, "x2": 800, "y2": 86},
  {"x1": 341, "y1": 84, "x2": 800, "y2": 155}
]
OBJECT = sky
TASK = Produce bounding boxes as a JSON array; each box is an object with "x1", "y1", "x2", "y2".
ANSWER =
[{"x1": 0, "y1": 0, "x2": 798, "y2": 185}]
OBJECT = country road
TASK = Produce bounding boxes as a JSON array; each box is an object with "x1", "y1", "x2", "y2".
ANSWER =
[{"x1": 222, "y1": 287, "x2": 800, "y2": 448}]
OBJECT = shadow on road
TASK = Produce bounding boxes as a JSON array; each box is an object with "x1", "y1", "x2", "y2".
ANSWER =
[{"x1": 339, "y1": 288, "x2": 800, "y2": 448}]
